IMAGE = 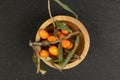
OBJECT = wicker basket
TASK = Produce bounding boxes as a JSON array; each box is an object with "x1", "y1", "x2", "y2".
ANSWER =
[{"x1": 35, "y1": 15, "x2": 90, "y2": 69}]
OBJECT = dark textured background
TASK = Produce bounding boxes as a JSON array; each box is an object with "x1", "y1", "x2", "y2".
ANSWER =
[{"x1": 0, "y1": 0, "x2": 120, "y2": 80}]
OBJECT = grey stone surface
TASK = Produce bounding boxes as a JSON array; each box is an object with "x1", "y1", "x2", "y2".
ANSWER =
[{"x1": 0, "y1": 0, "x2": 120, "y2": 80}]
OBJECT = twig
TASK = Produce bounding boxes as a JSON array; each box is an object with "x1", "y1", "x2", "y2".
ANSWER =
[
  {"x1": 29, "y1": 31, "x2": 80, "y2": 46},
  {"x1": 36, "y1": 56, "x2": 40, "y2": 73},
  {"x1": 29, "y1": 41, "x2": 41, "y2": 73},
  {"x1": 48, "y1": 0, "x2": 56, "y2": 28},
  {"x1": 64, "y1": 31, "x2": 79, "y2": 39}
]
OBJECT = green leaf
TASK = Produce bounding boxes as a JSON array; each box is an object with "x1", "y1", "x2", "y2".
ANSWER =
[
  {"x1": 61, "y1": 35, "x2": 80, "y2": 68},
  {"x1": 58, "y1": 42, "x2": 64, "y2": 64},
  {"x1": 52, "y1": 59, "x2": 59, "y2": 63},
  {"x1": 32, "y1": 55, "x2": 37, "y2": 65},
  {"x1": 39, "y1": 64, "x2": 47, "y2": 75},
  {"x1": 54, "y1": 0, "x2": 78, "y2": 19},
  {"x1": 55, "y1": 21, "x2": 72, "y2": 32},
  {"x1": 32, "y1": 55, "x2": 47, "y2": 75}
]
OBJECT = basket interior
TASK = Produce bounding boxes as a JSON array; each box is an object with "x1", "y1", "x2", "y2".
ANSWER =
[{"x1": 45, "y1": 21, "x2": 85, "y2": 58}]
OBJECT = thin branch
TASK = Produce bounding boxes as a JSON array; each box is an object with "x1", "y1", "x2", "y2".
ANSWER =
[
  {"x1": 29, "y1": 41, "x2": 41, "y2": 73},
  {"x1": 48, "y1": 0, "x2": 56, "y2": 28},
  {"x1": 36, "y1": 56, "x2": 40, "y2": 73},
  {"x1": 29, "y1": 31, "x2": 80, "y2": 46},
  {"x1": 64, "y1": 31, "x2": 79, "y2": 39}
]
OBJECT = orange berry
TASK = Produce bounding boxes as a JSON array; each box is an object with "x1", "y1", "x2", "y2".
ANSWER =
[
  {"x1": 59, "y1": 33, "x2": 65, "y2": 39},
  {"x1": 61, "y1": 29, "x2": 69, "y2": 35},
  {"x1": 61, "y1": 39, "x2": 72, "y2": 49},
  {"x1": 39, "y1": 50, "x2": 49, "y2": 58},
  {"x1": 49, "y1": 46, "x2": 58, "y2": 56},
  {"x1": 57, "y1": 31, "x2": 65, "y2": 38},
  {"x1": 67, "y1": 43, "x2": 73, "y2": 50},
  {"x1": 47, "y1": 35, "x2": 57, "y2": 42},
  {"x1": 57, "y1": 31, "x2": 61, "y2": 35},
  {"x1": 39, "y1": 29, "x2": 49, "y2": 39}
]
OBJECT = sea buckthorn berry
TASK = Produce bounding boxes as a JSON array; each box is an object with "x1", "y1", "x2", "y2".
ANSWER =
[
  {"x1": 61, "y1": 39, "x2": 72, "y2": 49},
  {"x1": 57, "y1": 31, "x2": 65, "y2": 39},
  {"x1": 49, "y1": 46, "x2": 58, "y2": 56},
  {"x1": 47, "y1": 35, "x2": 57, "y2": 42},
  {"x1": 61, "y1": 29, "x2": 69, "y2": 35},
  {"x1": 39, "y1": 50, "x2": 49, "y2": 58},
  {"x1": 67, "y1": 43, "x2": 73, "y2": 50},
  {"x1": 57, "y1": 31, "x2": 61, "y2": 35},
  {"x1": 39, "y1": 29, "x2": 49, "y2": 39}
]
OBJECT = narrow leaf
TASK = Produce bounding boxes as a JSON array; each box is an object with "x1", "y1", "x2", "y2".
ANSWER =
[
  {"x1": 58, "y1": 42, "x2": 63, "y2": 64},
  {"x1": 61, "y1": 35, "x2": 80, "y2": 68},
  {"x1": 40, "y1": 64, "x2": 47, "y2": 75},
  {"x1": 55, "y1": 21, "x2": 72, "y2": 32},
  {"x1": 52, "y1": 59, "x2": 59, "y2": 63},
  {"x1": 32, "y1": 55, "x2": 37, "y2": 65},
  {"x1": 54, "y1": 0, "x2": 78, "y2": 19}
]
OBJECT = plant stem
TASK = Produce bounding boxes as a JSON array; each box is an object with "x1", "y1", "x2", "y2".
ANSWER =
[
  {"x1": 29, "y1": 31, "x2": 80, "y2": 46},
  {"x1": 48, "y1": 0, "x2": 56, "y2": 36},
  {"x1": 29, "y1": 41, "x2": 41, "y2": 73}
]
